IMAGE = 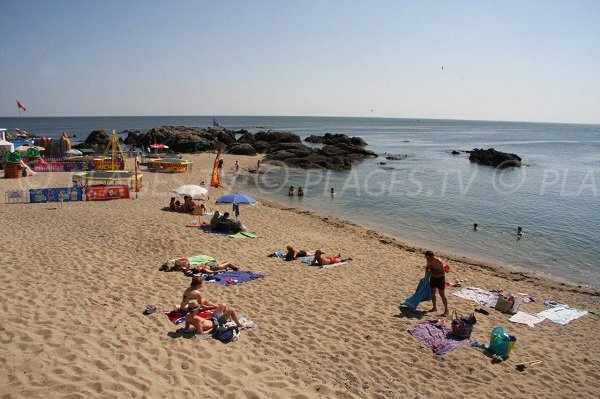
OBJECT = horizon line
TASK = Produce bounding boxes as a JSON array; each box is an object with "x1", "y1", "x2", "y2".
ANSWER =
[{"x1": 0, "y1": 114, "x2": 599, "y2": 127}]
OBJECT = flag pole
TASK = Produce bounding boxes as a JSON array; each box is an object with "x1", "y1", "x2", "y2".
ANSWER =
[{"x1": 134, "y1": 153, "x2": 139, "y2": 199}]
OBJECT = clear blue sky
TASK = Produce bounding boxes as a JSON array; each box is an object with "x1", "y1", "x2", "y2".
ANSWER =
[{"x1": 1, "y1": 0, "x2": 599, "y2": 123}]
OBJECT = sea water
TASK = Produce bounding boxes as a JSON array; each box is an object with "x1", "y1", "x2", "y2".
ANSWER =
[{"x1": 2, "y1": 116, "x2": 599, "y2": 287}]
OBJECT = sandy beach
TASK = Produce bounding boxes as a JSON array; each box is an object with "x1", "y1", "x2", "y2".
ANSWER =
[{"x1": 1, "y1": 153, "x2": 599, "y2": 399}]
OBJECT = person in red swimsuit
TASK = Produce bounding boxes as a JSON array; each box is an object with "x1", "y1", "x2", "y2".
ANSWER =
[{"x1": 310, "y1": 250, "x2": 352, "y2": 267}]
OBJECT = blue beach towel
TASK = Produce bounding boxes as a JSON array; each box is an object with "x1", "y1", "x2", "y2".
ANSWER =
[
  {"x1": 203, "y1": 270, "x2": 264, "y2": 286},
  {"x1": 199, "y1": 226, "x2": 229, "y2": 236},
  {"x1": 401, "y1": 272, "x2": 432, "y2": 311}
]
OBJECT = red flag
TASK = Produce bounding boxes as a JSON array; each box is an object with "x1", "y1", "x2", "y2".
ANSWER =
[{"x1": 16, "y1": 100, "x2": 27, "y2": 111}]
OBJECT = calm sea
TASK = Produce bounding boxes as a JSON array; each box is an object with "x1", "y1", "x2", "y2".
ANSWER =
[{"x1": 2, "y1": 116, "x2": 599, "y2": 287}]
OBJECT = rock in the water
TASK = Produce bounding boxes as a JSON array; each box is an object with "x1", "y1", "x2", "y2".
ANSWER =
[
  {"x1": 385, "y1": 154, "x2": 407, "y2": 161},
  {"x1": 254, "y1": 130, "x2": 301, "y2": 144},
  {"x1": 469, "y1": 148, "x2": 522, "y2": 168},
  {"x1": 451, "y1": 150, "x2": 460, "y2": 155},
  {"x1": 226, "y1": 143, "x2": 257, "y2": 156},
  {"x1": 304, "y1": 133, "x2": 369, "y2": 146}
]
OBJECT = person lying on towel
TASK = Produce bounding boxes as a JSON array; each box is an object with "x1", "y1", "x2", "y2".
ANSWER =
[
  {"x1": 191, "y1": 260, "x2": 240, "y2": 274},
  {"x1": 183, "y1": 301, "x2": 250, "y2": 334},
  {"x1": 284, "y1": 245, "x2": 315, "y2": 261},
  {"x1": 310, "y1": 250, "x2": 352, "y2": 267}
]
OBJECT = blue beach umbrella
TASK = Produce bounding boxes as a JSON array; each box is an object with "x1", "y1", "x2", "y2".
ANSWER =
[
  {"x1": 215, "y1": 193, "x2": 256, "y2": 205},
  {"x1": 215, "y1": 193, "x2": 256, "y2": 220}
]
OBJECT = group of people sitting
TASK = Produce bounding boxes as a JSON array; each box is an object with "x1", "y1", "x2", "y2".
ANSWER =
[
  {"x1": 169, "y1": 196, "x2": 207, "y2": 214},
  {"x1": 276, "y1": 246, "x2": 352, "y2": 267},
  {"x1": 203, "y1": 211, "x2": 244, "y2": 233},
  {"x1": 179, "y1": 276, "x2": 250, "y2": 335}
]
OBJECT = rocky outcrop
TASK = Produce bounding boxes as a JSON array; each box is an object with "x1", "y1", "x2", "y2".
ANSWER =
[
  {"x1": 226, "y1": 143, "x2": 257, "y2": 156},
  {"x1": 79, "y1": 125, "x2": 375, "y2": 170},
  {"x1": 253, "y1": 130, "x2": 301, "y2": 145},
  {"x1": 304, "y1": 133, "x2": 368, "y2": 146},
  {"x1": 469, "y1": 148, "x2": 522, "y2": 168},
  {"x1": 385, "y1": 154, "x2": 408, "y2": 160},
  {"x1": 263, "y1": 138, "x2": 376, "y2": 171},
  {"x1": 85, "y1": 130, "x2": 110, "y2": 146}
]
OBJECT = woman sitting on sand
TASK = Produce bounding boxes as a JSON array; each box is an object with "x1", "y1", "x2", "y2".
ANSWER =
[
  {"x1": 284, "y1": 246, "x2": 315, "y2": 261},
  {"x1": 180, "y1": 276, "x2": 216, "y2": 310},
  {"x1": 191, "y1": 260, "x2": 240, "y2": 274},
  {"x1": 169, "y1": 197, "x2": 177, "y2": 211},
  {"x1": 208, "y1": 211, "x2": 221, "y2": 229},
  {"x1": 310, "y1": 250, "x2": 352, "y2": 267}
]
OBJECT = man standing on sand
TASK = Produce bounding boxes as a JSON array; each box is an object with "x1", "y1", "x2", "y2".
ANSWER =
[{"x1": 424, "y1": 250, "x2": 448, "y2": 316}]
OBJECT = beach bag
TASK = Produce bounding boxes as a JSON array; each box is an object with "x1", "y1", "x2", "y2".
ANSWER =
[
  {"x1": 495, "y1": 297, "x2": 511, "y2": 313},
  {"x1": 212, "y1": 324, "x2": 240, "y2": 343},
  {"x1": 451, "y1": 310, "x2": 476, "y2": 339},
  {"x1": 489, "y1": 326, "x2": 516, "y2": 358},
  {"x1": 174, "y1": 258, "x2": 190, "y2": 271}
]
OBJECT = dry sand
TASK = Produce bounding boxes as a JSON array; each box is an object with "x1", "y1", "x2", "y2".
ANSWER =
[{"x1": 1, "y1": 153, "x2": 599, "y2": 399}]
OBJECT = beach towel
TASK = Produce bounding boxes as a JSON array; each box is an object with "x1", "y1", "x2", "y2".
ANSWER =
[
  {"x1": 536, "y1": 305, "x2": 588, "y2": 325},
  {"x1": 269, "y1": 251, "x2": 286, "y2": 259},
  {"x1": 187, "y1": 255, "x2": 216, "y2": 266},
  {"x1": 203, "y1": 271, "x2": 264, "y2": 286},
  {"x1": 509, "y1": 311, "x2": 546, "y2": 328},
  {"x1": 401, "y1": 272, "x2": 432, "y2": 311},
  {"x1": 199, "y1": 225, "x2": 229, "y2": 236},
  {"x1": 409, "y1": 320, "x2": 477, "y2": 356},
  {"x1": 229, "y1": 232, "x2": 260, "y2": 239},
  {"x1": 300, "y1": 256, "x2": 347, "y2": 268},
  {"x1": 453, "y1": 287, "x2": 500, "y2": 308},
  {"x1": 163, "y1": 306, "x2": 216, "y2": 325}
]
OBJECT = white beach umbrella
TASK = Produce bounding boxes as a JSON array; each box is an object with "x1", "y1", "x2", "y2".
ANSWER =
[{"x1": 173, "y1": 185, "x2": 209, "y2": 200}]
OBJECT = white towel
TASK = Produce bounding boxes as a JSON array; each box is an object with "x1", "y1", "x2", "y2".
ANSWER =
[
  {"x1": 452, "y1": 287, "x2": 500, "y2": 307},
  {"x1": 509, "y1": 311, "x2": 545, "y2": 328},
  {"x1": 536, "y1": 305, "x2": 587, "y2": 325}
]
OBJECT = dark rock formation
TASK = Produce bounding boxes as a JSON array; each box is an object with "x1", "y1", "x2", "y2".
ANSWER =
[
  {"x1": 124, "y1": 132, "x2": 140, "y2": 145},
  {"x1": 79, "y1": 125, "x2": 375, "y2": 170},
  {"x1": 385, "y1": 154, "x2": 408, "y2": 161},
  {"x1": 85, "y1": 130, "x2": 110, "y2": 146},
  {"x1": 469, "y1": 148, "x2": 522, "y2": 168},
  {"x1": 254, "y1": 130, "x2": 301, "y2": 145},
  {"x1": 263, "y1": 137, "x2": 376, "y2": 171},
  {"x1": 226, "y1": 143, "x2": 257, "y2": 156},
  {"x1": 451, "y1": 150, "x2": 460, "y2": 155},
  {"x1": 304, "y1": 133, "x2": 368, "y2": 146}
]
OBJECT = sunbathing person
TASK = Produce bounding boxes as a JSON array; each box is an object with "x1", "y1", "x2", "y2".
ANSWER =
[
  {"x1": 169, "y1": 197, "x2": 177, "y2": 211},
  {"x1": 180, "y1": 276, "x2": 216, "y2": 310},
  {"x1": 284, "y1": 245, "x2": 315, "y2": 261},
  {"x1": 191, "y1": 260, "x2": 240, "y2": 274},
  {"x1": 310, "y1": 249, "x2": 352, "y2": 267},
  {"x1": 183, "y1": 301, "x2": 250, "y2": 333}
]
